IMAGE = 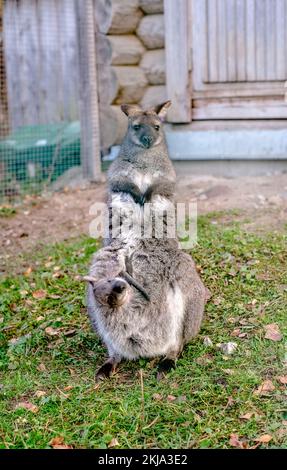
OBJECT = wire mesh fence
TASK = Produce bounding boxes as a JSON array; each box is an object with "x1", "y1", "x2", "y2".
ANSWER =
[{"x1": 0, "y1": 0, "x2": 101, "y2": 204}]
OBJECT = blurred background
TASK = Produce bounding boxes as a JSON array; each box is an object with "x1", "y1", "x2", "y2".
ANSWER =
[{"x1": 0, "y1": 0, "x2": 287, "y2": 203}]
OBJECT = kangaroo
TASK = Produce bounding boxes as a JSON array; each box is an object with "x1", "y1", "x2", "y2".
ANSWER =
[
  {"x1": 86, "y1": 238, "x2": 209, "y2": 381},
  {"x1": 85, "y1": 101, "x2": 210, "y2": 380},
  {"x1": 106, "y1": 101, "x2": 176, "y2": 245}
]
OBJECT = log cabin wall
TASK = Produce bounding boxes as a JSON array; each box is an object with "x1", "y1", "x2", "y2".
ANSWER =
[{"x1": 96, "y1": 0, "x2": 167, "y2": 150}]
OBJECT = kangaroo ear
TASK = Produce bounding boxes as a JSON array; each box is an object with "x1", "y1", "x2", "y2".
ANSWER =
[
  {"x1": 120, "y1": 104, "x2": 142, "y2": 117},
  {"x1": 82, "y1": 275, "x2": 98, "y2": 285},
  {"x1": 150, "y1": 101, "x2": 171, "y2": 120}
]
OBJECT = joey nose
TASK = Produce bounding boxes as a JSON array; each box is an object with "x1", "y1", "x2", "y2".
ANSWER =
[
  {"x1": 142, "y1": 135, "x2": 153, "y2": 148},
  {"x1": 112, "y1": 279, "x2": 127, "y2": 293}
]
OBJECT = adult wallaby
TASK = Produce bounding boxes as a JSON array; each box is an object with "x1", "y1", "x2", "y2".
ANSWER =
[
  {"x1": 85, "y1": 101, "x2": 210, "y2": 380},
  {"x1": 106, "y1": 101, "x2": 176, "y2": 244},
  {"x1": 86, "y1": 238, "x2": 210, "y2": 381}
]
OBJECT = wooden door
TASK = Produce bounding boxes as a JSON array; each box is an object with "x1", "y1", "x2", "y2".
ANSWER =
[{"x1": 191, "y1": 0, "x2": 287, "y2": 119}]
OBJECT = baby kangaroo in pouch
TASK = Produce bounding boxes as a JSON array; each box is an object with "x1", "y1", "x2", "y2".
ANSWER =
[{"x1": 86, "y1": 102, "x2": 210, "y2": 381}]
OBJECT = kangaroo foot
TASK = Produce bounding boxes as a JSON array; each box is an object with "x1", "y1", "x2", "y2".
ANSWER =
[
  {"x1": 156, "y1": 358, "x2": 176, "y2": 381},
  {"x1": 95, "y1": 359, "x2": 119, "y2": 382}
]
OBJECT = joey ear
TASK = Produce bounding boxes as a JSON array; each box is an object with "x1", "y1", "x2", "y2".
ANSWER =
[
  {"x1": 82, "y1": 275, "x2": 98, "y2": 285},
  {"x1": 120, "y1": 104, "x2": 142, "y2": 117},
  {"x1": 150, "y1": 101, "x2": 171, "y2": 120}
]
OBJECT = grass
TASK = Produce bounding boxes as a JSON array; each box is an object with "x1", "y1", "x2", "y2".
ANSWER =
[{"x1": 0, "y1": 212, "x2": 286, "y2": 449}]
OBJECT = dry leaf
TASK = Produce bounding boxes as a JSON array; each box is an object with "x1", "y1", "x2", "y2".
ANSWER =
[
  {"x1": 254, "y1": 380, "x2": 275, "y2": 396},
  {"x1": 264, "y1": 323, "x2": 282, "y2": 342},
  {"x1": 32, "y1": 289, "x2": 47, "y2": 300},
  {"x1": 282, "y1": 421, "x2": 287, "y2": 426},
  {"x1": 63, "y1": 386, "x2": 73, "y2": 391},
  {"x1": 34, "y1": 390, "x2": 46, "y2": 398},
  {"x1": 37, "y1": 363, "x2": 46, "y2": 372},
  {"x1": 254, "y1": 434, "x2": 272, "y2": 443},
  {"x1": 218, "y1": 342, "x2": 238, "y2": 355},
  {"x1": 69, "y1": 368, "x2": 75, "y2": 376},
  {"x1": 167, "y1": 395, "x2": 176, "y2": 402},
  {"x1": 240, "y1": 412, "x2": 254, "y2": 420},
  {"x1": 203, "y1": 336, "x2": 213, "y2": 347},
  {"x1": 45, "y1": 327, "x2": 60, "y2": 336},
  {"x1": 225, "y1": 397, "x2": 235, "y2": 408},
  {"x1": 153, "y1": 393, "x2": 163, "y2": 401},
  {"x1": 49, "y1": 436, "x2": 72, "y2": 449},
  {"x1": 195, "y1": 353, "x2": 214, "y2": 365},
  {"x1": 229, "y1": 433, "x2": 246, "y2": 449},
  {"x1": 108, "y1": 438, "x2": 119, "y2": 448},
  {"x1": 24, "y1": 266, "x2": 33, "y2": 277},
  {"x1": 278, "y1": 376, "x2": 287, "y2": 385},
  {"x1": 16, "y1": 401, "x2": 39, "y2": 413},
  {"x1": 277, "y1": 428, "x2": 287, "y2": 439},
  {"x1": 231, "y1": 328, "x2": 241, "y2": 337}
]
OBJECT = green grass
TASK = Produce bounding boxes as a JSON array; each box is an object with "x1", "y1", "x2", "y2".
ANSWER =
[{"x1": 0, "y1": 213, "x2": 286, "y2": 449}]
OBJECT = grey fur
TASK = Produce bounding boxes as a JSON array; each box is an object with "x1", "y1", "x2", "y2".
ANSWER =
[{"x1": 86, "y1": 102, "x2": 210, "y2": 379}]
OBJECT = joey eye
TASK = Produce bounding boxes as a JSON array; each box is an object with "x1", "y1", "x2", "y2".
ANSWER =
[
  {"x1": 133, "y1": 124, "x2": 140, "y2": 131},
  {"x1": 154, "y1": 125, "x2": 160, "y2": 131}
]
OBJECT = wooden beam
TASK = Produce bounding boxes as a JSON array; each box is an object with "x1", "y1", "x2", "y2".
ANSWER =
[
  {"x1": 164, "y1": 0, "x2": 192, "y2": 123},
  {"x1": 75, "y1": 0, "x2": 103, "y2": 181}
]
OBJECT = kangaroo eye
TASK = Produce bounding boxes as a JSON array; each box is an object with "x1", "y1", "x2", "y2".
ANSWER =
[
  {"x1": 154, "y1": 125, "x2": 160, "y2": 131},
  {"x1": 133, "y1": 124, "x2": 140, "y2": 131}
]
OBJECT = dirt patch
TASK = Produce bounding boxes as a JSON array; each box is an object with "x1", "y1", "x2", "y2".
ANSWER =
[{"x1": 1, "y1": 173, "x2": 287, "y2": 274}]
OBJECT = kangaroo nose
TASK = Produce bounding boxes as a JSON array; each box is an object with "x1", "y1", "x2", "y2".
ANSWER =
[{"x1": 142, "y1": 135, "x2": 153, "y2": 148}]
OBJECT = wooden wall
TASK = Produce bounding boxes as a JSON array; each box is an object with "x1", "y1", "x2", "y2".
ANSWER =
[{"x1": 3, "y1": 0, "x2": 80, "y2": 131}]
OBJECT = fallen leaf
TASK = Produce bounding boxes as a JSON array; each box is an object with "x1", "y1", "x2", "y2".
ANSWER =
[
  {"x1": 254, "y1": 380, "x2": 275, "y2": 396},
  {"x1": 277, "y1": 428, "x2": 287, "y2": 439},
  {"x1": 52, "y1": 272, "x2": 64, "y2": 279},
  {"x1": 32, "y1": 289, "x2": 47, "y2": 300},
  {"x1": 282, "y1": 421, "x2": 287, "y2": 426},
  {"x1": 36, "y1": 316, "x2": 45, "y2": 322},
  {"x1": 167, "y1": 395, "x2": 176, "y2": 402},
  {"x1": 225, "y1": 397, "x2": 235, "y2": 408},
  {"x1": 108, "y1": 438, "x2": 119, "y2": 448},
  {"x1": 278, "y1": 376, "x2": 287, "y2": 385},
  {"x1": 229, "y1": 433, "x2": 246, "y2": 449},
  {"x1": 37, "y1": 363, "x2": 46, "y2": 372},
  {"x1": 203, "y1": 336, "x2": 213, "y2": 347},
  {"x1": 53, "y1": 266, "x2": 61, "y2": 272},
  {"x1": 63, "y1": 329, "x2": 76, "y2": 337},
  {"x1": 213, "y1": 297, "x2": 223, "y2": 306},
  {"x1": 24, "y1": 266, "x2": 33, "y2": 277},
  {"x1": 153, "y1": 393, "x2": 163, "y2": 401},
  {"x1": 231, "y1": 328, "x2": 241, "y2": 337},
  {"x1": 69, "y1": 368, "x2": 75, "y2": 376},
  {"x1": 254, "y1": 434, "x2": 272, "y2": 443},
  {"x1": 240, "y1": 412, "x2": 254, "y2": 420},
  {"x1": 49, "y1": 436, "x2": 72, "y2": 449},
  {"x1": 20, "y1": 290, "x2": 28, "y2": 297},
  {"x1": 16, "y1": 401, "x2": 38, "y2": 413},
  {"x1": 45, "y1": 327, "x2": 60, "y2": 336},
  {"x1": 264, "y1": 323, "x2": 282, "y2": 342},
  {"x1": 63, "y1": 386, "x2": 73, "y2": 391},
  {"x1": 218, "y1": 342, "x2": 238, "y2": 355},
  {"x1": 195, "y1": 353, "x2": 214, "y2": 365},
  {"x1": 223, "y1": 369, "x2": 234, "y2": 375},
  {"x1": 34, "y1": 390, "x2": 46, "y2": 398},
  {"x1": 176, "y1": 395, "x2": 187, "y2": 403}
]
